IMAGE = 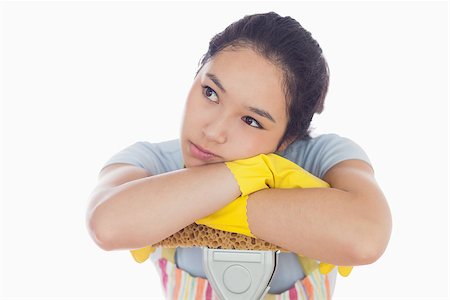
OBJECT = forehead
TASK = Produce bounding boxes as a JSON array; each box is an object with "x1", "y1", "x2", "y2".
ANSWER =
[{"x1": 200, "y1": 47, "x2": 287, "y2": 120}]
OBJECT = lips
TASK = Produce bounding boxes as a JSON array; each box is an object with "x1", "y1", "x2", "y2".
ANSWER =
[{"x1": 189, "y1": 142, "x2": 219, "y2": 161}]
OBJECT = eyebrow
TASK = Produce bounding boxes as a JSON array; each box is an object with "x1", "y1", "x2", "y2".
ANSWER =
[
  {"x1": 248, "y1": 106, "x2": 276, "y2": 123},
  {"x1": 206, "y1": 73, "x2": 226, "y2": 93}
]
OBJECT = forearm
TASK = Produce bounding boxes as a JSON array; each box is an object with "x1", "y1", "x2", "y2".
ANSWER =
[
  {"x1": 246, "y1": 187, "x2": 391, "y2": 266},
  {"x1": 90, "y1": 163, "x2": 240, "y2": 250}
]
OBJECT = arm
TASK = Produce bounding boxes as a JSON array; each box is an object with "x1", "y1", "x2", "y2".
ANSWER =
[
  {"x1": 86, "y1": 163, "x2": 240, "y2": 251},
  {"x1": 246, "y1": 159, "x2": 392, "y2": 266}
]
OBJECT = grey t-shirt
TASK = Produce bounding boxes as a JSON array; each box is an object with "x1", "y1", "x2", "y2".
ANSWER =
[{"x1": 102, "y1": 133, "x2": 370, "y2": 294}]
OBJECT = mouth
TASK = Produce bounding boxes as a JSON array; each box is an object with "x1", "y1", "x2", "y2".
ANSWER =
[{"x1": 189, "y1": 141, "x2": 220, "y2": 161}]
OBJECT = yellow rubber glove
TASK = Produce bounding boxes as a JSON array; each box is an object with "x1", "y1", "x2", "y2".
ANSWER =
[
  {"x1": 130, "y1": 246, "x2": 156, "y2": 263},
  {"x1": 196, "y1": 154, "x2": 327, "y2": 237},
  {"x1": 196, "y1": 154, "x2": 279, "y2": 237},
  {"x1": 196, "y1": 153, "x2": 328, "y2": 237},
  {"x1": 224, "y1": 154, "x2": 276, "y2": 196},
  {"x1": 223, "y1": 153, "x2": 329, "y2": 191},
  {"x1": 262, "y1": 154, "x2": 329, "y2": 189},
  {"x1": 196, "y1": 194, "x2": 253, "y2": 237},
  {"x1": 196, "y1": 154, "x2": 287, "y2": 237},
  {"x1": 319, "y1": 262, "x2": 353, "y2": 277}
]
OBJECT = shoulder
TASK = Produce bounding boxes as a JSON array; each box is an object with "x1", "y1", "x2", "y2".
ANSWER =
[
  {"x1": 102, "y1": 139, "x2": 183, "y2": 175},
  {"x1": 279, "y1": 134, "x2": 371, "y2": 179}
]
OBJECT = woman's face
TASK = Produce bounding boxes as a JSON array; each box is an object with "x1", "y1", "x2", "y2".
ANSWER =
[{"x1": 180, "y1": 47, "x2": 289, "y2": 167}]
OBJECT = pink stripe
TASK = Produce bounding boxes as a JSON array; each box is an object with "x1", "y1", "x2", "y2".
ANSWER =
[
  {"x1": 289, "y1": 285, "x2": 298, "y2": 300},
  {"x1": 205, "y1": 281, "x2": 213, "y2": 300},
  {"x1": 158, "y1": 258, "x2": 168, "y2": 292}
]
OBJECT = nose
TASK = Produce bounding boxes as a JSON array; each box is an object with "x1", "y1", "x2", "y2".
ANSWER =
[{"x1": 202, "y1": 114, "x2": 228, "y2": 144}]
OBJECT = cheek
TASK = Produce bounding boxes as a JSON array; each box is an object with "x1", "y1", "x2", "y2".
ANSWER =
[
  {"x1": 182, "y1": 94, "x2": 203, "y2": 128},
  {"x1": 227, "y1": 134, "x2": 279, "y2": 159}
]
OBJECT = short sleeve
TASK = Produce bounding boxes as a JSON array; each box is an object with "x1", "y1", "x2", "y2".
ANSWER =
[
  {"x1": 101, "y1": 139, "x2": 183, "y2": 175},
  {"x1": 280, "y1": 134, "x2": 371, "y2": 179}
]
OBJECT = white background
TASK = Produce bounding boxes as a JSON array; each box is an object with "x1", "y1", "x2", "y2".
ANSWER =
[{"x1": 1, "y1": 1, "x2": 448, "y2": 299}]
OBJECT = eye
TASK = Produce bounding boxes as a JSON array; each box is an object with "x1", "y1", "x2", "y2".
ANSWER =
[
  {"x1": 242, "y1": 116, "x2": 263, "y2": 129},
  {"x1": 202, "y1": 85, "x2": 219, "y2": 103}
]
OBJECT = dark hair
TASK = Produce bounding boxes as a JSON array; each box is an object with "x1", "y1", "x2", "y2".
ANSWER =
[{"x1": 198, "y1": 12, "x2": 329, "y2": 148}]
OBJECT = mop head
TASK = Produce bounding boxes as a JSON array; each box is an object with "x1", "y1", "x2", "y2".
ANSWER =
[{"x1": 152, "y1": 223, "x2": 287, "y2": 251}]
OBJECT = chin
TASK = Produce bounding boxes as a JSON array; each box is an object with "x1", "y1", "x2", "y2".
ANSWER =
[{"x1": 181, "y1": 153, "x2": 199, "y2": 168}]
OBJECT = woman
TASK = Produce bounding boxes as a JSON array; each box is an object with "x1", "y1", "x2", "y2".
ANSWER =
[{"x1": 86, "y1": 12, "x2": 391, "y2": 299}]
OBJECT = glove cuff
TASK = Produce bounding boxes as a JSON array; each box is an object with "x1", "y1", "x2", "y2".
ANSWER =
[
  {"x1": 196, "y1": 195, "x2": 255, "y2": 238},
  {"x1": 225, "y1": 154, "x2": 274, "y2": 196}
]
